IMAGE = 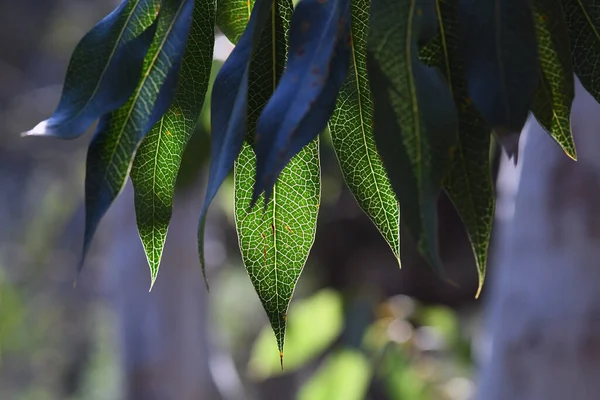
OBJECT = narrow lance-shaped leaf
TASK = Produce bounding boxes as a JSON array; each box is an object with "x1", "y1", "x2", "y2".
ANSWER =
[
  {"x1": 197, "y1": 0, "x2": 276, "y2": 284},
  {"x1": 81, "y1": 0, "x2": 194, "y2": 272},
  {"x1": 367, "y1": 0, "x2": 458, "y2": 274},
  {"x1": 328, "y1": 0, "x2": 400, "y2": 264},
  {"x1": 252, "y1": 0, "x2": 351, "y2": 205},
  {"x1": 216, "y1": 0, "x2": 255, "y2": 44},
  {"x1": 421, "y1": 0, "x2": 495, "y2": 297},
  {"x1": 530, "y1": 0, "x2": 576, "y2": 160},
  {"x1": 24, "y1": 0, "x2": 160, "y2": 138},
  {"x1": 130, "y1": 0, "x2": 216, "y2": 287},
  {"x1": 459, "y1": 0, "x2": 539, "y2": 160},
  {"x1": 234, "y1": 0, "x2": 321, "y2": 366},
  {"x1": 562, "y1": 0, "x2": 600, "y2": 103}
]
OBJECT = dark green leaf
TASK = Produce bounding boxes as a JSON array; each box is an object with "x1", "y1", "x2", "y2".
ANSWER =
[
  {"x1": 198, "y1": 0, "x2": 275, "y2": 285},
  {"x1": 530, "y1": 0, "x2": 576, "y2": 160},
  {"x1": 24, "y1": 0, "x2": 160, "y2": 138},
  {"x1": 460, "y1": 0, "x2": 539, "y2": 159},
  {"x1": 422, "y1": 0, "x2": 495, "y2": 297},
  {"x1": 329, "y1": 0, "x2": 400, "y2": 264},
  {"x1": 367, "y1": 0, "x2": 458, "y2": 274},
  {"x1": 562, "y1": 0, "x2": 600, "y2": 103},
  {"x1": 81, "y1": 0, "x2": 194, "y2": 271},
  {"x1": 234, "y1": 0, "x2": 321, "y2": 365},
  {"x1": 252, "y1": 0, "x2": 351, "y2": 205},
  {"x1": 130, "y1": 0, "x2": 216, "y2": 286}
]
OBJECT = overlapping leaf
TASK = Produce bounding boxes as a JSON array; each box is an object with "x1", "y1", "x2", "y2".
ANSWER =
[
  {"x1": 531, "y1": 0, "x2": 576, "y2": 160},
  {"x1": 233, "y1": 0, "x2": 321, "y2": 364},
  {"x1": 24, "y1": 0, "x2": 160, "y2": 138},
  {"x1": 197, "y1": 0, "x2": 276, "y2": 283},
  {"x1": 328, "y1": 0, "x2": 400, "y2": 264},
  {"x1": 216, "y1": 0, "x2": 255, "y2": 44},
  {"x1": 82, "y1": 0, "x2": 194, "y2": 269},
  {"x1": 130, "y1": 0, "x2": 216, "y2": 286},
  {"x1": 459, "y1": 0, "x2": 539, "y2": 159},
  {"x1": 421, "y1": 0, "x2": 494, "y2": 297},
  {"x1": 367, "y1": 0, "x2": 458, "y2": 274},
  {"x1": 562, "y1": 0, "x2": 600, "y2": 103},
  {"x1": 252, "y1": 0, "x2": 351, "y2": 205}
]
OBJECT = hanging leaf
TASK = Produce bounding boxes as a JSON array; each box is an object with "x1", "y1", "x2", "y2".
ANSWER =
[
  {"x1": 252, "y1": 0, "x2": 351, "y2": 205},
  {"x1": 328, "y1": 0, "x2": 400, "y2": 264},
  {"x1": 460, "y1": 0, "x2": 539, "y2": 160},
  {"x1": 216, "y1": 0, "x2": 255, "y2": 44},
  {"x1": 81, "y1": 0, "x2": 195, "y2": 271},
  {"x1": 562, "y1": 0, "x2": 600, "y2": 103},
  {"x1": 367, "y1": 0, "x2": 458, "y2": 274},
  {"x1": 234, "y1": 0, "x2": 321, "y2": 365},
  {"x1": 531, "y1": 0, "x2": 576, "y2": 160},
  {"x1": 130, "y1": 0, "x2": 216, "y2": 287},
  {"x1": 23, "y1": 0, "x2": 160, "y2": 138},
  {"x1": 421, "y1": 0, "x2": 495, "y2": 297},
  {"x1": 197, "y1": 0, "x2": 276, "y2": 284}
]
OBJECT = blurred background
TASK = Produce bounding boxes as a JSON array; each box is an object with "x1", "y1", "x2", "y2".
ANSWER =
[{"x1": 0, "y1": 1, "x2": 557, "y2": 399}]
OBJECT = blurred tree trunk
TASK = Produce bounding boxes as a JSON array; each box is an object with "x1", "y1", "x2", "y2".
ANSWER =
[
  {"x1": 479, "y1": 81, "x2": 600, "y2": 399},
  {"x1": 104, "y1": 182, "x2": 220, "y2": 400}
]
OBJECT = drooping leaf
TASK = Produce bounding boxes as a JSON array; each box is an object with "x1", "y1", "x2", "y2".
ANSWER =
[
  {"x1": 328, "y1": 0, "x2": 400, "y2": 264},
  {"x1": 562, "y1": 0, "x2": 600, "y2": 103},
  {"x1": 252, "y1": 0, "x2": 351, "y2": 205},
  {"x1": 130, "y1": 0, "x2": 216, "y2": 287},
  {"x1": 216, "y1": 0, "x2": 255, "y2": 44},
  {"x1": 197, "y1": 0, "x2": 276, "y2": 283},
  {"x1": 367, "y1": 0, "x2": 458, "y2": 274},
  {"x1": 23, "y1": 0, "x2": 160, "y2": 138},
  {"x1": 460, "y1": 0, "x2": 539, "y2": 159},
  {"x1": 530, "y1": 0, "x2": 576, "y2": 160},
  {"x1": 81, "y1": 0, "x2": 194, "y2": 271},
  {"x1": 234, "y1": 0, "x2": 321, "y2": 365},
  {"x1": 421, "y1": 0, "x2": 495, "y2": 297}
]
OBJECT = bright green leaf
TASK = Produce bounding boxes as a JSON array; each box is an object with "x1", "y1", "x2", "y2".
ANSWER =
[
  {"x1": 531, "y1": 0, "x2": 577, "y2": 160},
  {"x1": 329, "y1": 0, "x2": 400, "y2": 265},
  {"x1": 367, "y1": 0, "x2": 458, "y2": 275},
  {"x1": 216, "y1": 0, "x2": 254, "y2": 44},
  {"x1": 248, "y1": 289, "x2": 343, "y2": 378},
  {"x1": 130, "y1": 0, "x2": 216, "y2": 286},
  {"x1": 297, "y1": 350, "x2": 371, "y2": 400}
]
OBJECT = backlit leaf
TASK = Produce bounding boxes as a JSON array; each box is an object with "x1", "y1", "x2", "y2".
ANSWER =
[
  {"x1": 24, "y1": 0, "x2": 160, "y2": 138},
  {"x1": 562, "y1": 0, "x2": 600, "y2": 103},
  {"x1": 252, "y1": 0, "x2": 351, "y2": 205},
  {"x1": 234, "y1": 0, "x2": 321, "y2": 364},
  {"x1": 130, "y1": 0, "x2": 216, "y2": 286},
  {"x1": 197, "y1": 0, "x2": 276, "y2": 284},
  {"x1": 531, "y1": 0, "x2": 576, "y2": 160},
  {"x1": 216, "y1": 0, "x2": 255, "y2": 44},
  {"x1": 329, "y1": 0, "x2": 400, "y2": 264},
  {"x1": 421, "y1": 0, "x2": 495, "y2": 297},
  {"x1": 367, "y1": 0, "x2": 458, "y2": 274},
  {"x1": 81, "y1": 0, "x2": 194, "y2": 271},
  {"x1": 460, "y1": 0, "x2": 539, "y2": 159}
]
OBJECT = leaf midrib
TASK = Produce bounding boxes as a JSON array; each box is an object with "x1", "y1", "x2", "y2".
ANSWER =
[{"x1": 102, "y1": 0, "x2": 187, "y2": 189}]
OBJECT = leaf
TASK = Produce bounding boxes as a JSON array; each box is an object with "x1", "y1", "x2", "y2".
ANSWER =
[
  {"x1": 23, "y1": 0, "x2": 160, "y2": 138},
  {"x1": 216, "y1": 0, "x2": 255, "y2": 44},
  {"x1": 562, "y1": 0, "x2": 600, "y2": 103},
  {"x1": 459, "y1": 0, "x2": 539, "y2": 159},
  {"x1": 129, "y1": 0, "x2": 216, "y2": 286},
  {"x1": 328, "y1": 0, "x2": 400, "y2": 264},
  {"x1": 421, "y1": 0, "x2": 495, "y2": 297},
  {"x1": 197, "y1": 0, "x2": 276, "y2": 284},
  {"x1": 530, "y1": 0, "x2": 577, "y2": 160},
  {"x1": 81, "y1": 0, "x2": 195, "y2": 272},
  {"x1": 367, "y1": 0, "x2": 458, "y2": 274},
  {"x1": 252, "y1": 0, "x2": 351, "y2": 205},
  {"x1": 248, "y1": 289, "x2": 343, "y2": 378},
  {"x1": 297, "y1": 350, "x2": 371, "y2": 400},
  {"x1": 235, "y1": 0, "x2": 321, "y2": 364}
]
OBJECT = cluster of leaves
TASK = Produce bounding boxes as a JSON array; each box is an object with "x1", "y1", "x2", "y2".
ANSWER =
[{"x1": 23, "y1": 0, "x2": 600, "y2": 361}]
